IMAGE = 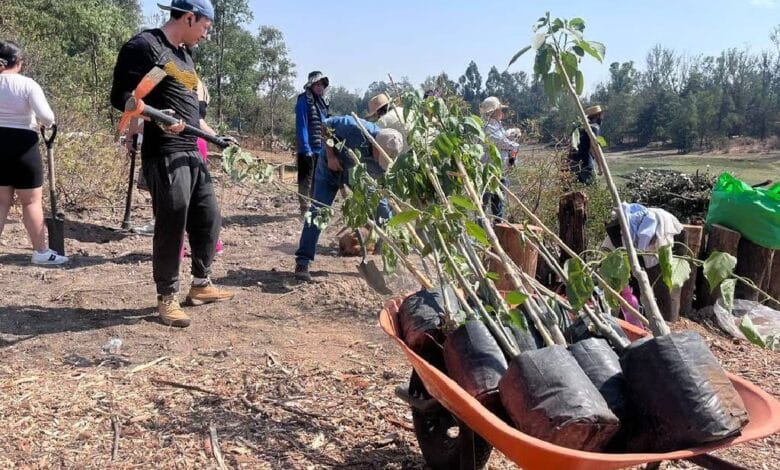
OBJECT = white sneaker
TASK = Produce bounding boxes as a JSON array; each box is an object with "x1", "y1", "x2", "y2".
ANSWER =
[{"x1": 31, "y1": 249, "x2": 69, "y2": 265}]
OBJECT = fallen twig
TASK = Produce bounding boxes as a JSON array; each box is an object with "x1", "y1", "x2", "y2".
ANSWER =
[
  {"x1": 110, "y1": 415, "x2": 121, "y2": 460},
  {"x1": 209, "y1": 424, "x2": 228, "y2": 470},
  {"x1": 150, "y1": 378, "x2": 219, "y2": 396},
  {"x1": 127, "y1": 356, "x2": 169, "y2": 375}
]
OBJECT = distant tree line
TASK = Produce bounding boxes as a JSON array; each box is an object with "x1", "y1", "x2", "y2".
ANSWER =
[{"x1": 3, "y1": 1, "x2": 779, "y2": 152}]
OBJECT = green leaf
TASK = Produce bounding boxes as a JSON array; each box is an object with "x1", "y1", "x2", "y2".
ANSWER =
[
  {"x1": 388, "y1": 210, "x2": 419, "y2": 227},
  {"x1": 569, "y1": 17, "x2": 585, "y2": 32},
  {"x1": 574, "y1": 70, "x2": 585, "y2": 96},
  {"x1": 505, "y1": 291, "x2": 529, "y2": 306},
  {"x1": 598, "y1": 250, "x2": 631, "y2": 292},
  {"x1": 561, "y1": 51, "x2": 578, "y2": 80},
  {"x1": 720, "y1": 278, "x2": 736, "y2": 311},
  {"x1": 506, "y1": 308, "x2": 527, "y2": 331},
  {"x1": 577, "y1": 40, "x2": 605, "y2": 63},
  {"x1": 485, "y1": 271, "x2": 500, "y2": 281},
  {"x1": 703, "y1": 251, "x2": 737, "y2": 292},
  {"x1": 566, "y1": 258, "x2": 595, "y2": 311},
  {"x1": 739, "y1": 315, "x2": 766, "y2": 348},
  {"x1": 596, "y1": 135, "x2": 608, "y2": 147},
  {"x1": 450, "y1": 195, "x2": 478, "y2": 211},
  {"x1": 658, "y1": 245, "x2": 692, "y2": 290},
  {"x1": 573, "y1": 45, "x2": 584, "y2": 57},
  {"x1": 508, "y1": 45, "x2": 532, "y2": 68},
  {"x1": 465, "y1": 221, "x2": 490, "y2": 246}
]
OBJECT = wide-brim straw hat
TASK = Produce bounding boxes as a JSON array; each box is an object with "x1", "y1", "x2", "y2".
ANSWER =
[
  {"x1": 479, "y1": 96, "x2": 509, "y2": 116},
  {"x1": 366, "y1": 93, "x2": 391, "y2": 118},
  {"x1": 305, "y1": 71, "x2": 329, "y2": 89},
  {"x1": 585, "y1": 105, "x2": 603, "y2": 117}
]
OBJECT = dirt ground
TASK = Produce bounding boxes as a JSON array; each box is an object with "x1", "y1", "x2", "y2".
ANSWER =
[{"x1": 0, "y1": 150, "x2": 777, "y2": 469}]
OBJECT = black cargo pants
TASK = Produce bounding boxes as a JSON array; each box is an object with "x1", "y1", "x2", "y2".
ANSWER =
[{"x1": 143, "y1": 151, "x2": 221, "y2": 296}]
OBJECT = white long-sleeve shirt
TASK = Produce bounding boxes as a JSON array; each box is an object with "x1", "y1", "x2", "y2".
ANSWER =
[
  {"x1": 0, "y1": 73, "x2": 55, "y2": 130},
  {"x1": 483, "y1": 117, "x2": 519, "y2": 168}
]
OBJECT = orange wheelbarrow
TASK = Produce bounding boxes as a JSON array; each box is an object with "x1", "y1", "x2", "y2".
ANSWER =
[{"x1": 380, "y1": 297, "x2": 780, "y2": 470}]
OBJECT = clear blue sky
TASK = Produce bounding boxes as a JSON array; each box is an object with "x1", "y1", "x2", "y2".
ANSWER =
[{"x1": 142, "y1": 0, "x2": 780, "y2": 95}]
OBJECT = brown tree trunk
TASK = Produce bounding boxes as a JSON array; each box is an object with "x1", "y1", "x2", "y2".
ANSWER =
[
  {"x1": 734, "y1": 239, "x2": 775, "y2": 302},
  {"x1": 558, "y1": 191, "x2": 588, "y2": 265},
  {"x1": 679, "y1": 224, "x2": 704, "y2": 315},
  {"x1": 697, "y1": 224, "x2": 741, "y2": 308},
  {"x1": 490, "y1": 224, "x2": 541, "y2": 291}
]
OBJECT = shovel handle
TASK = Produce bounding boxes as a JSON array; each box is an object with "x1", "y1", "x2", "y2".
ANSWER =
[{"x1": 40, "y1": 124, "x2": 57, "y2": 149}]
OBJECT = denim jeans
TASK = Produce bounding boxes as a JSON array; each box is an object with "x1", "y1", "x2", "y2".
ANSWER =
[
  {"x1": 295, "y1": 160, "x2": 390, "y2": 267},
  {"x1": 482, "y1": 177, "x2": 507, "y2": 221}
]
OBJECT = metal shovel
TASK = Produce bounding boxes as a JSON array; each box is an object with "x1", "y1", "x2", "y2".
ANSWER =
[
  {"x1": 355, "y1": 229, "x2": 392, "y2": 295},
  {"x1": 120, "y1": 134, "x2": 139, "y2": 230},
  {"x1": 42, "y1": 125, "x2": 65, "y2": 256}
]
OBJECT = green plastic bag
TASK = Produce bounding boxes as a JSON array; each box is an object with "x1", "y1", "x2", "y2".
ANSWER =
[{"x1": 706, "y1": 173, "x2": 780, "y2": 249}]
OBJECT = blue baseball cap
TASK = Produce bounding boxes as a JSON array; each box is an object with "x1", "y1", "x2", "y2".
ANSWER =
[{"x1": 157, "y1": 0, "x2": 215, "y2": 21}]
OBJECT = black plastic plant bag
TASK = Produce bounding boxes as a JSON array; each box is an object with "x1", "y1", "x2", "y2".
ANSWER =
[
  {"x1": 443, "y1": 320, "x2": 508, "y2": 411},
  {"x1": 398, "y1": 286, "x2": 461, "y2": 368},
  {"x1": 569, "y1": 338, "x2": 628, "y2": 423},
  {"x1": 620, "y1": 331, "x2": 749, "y2": 452},
  {"x1": 498, "y1": 345, "x2": 620, "y2": 451},
  {"x1": 505, "y1": 310, "x2": 545, "y2": 354},
  {"x1": 565, "y1": 313, "x2": 629, "y2": 348}
]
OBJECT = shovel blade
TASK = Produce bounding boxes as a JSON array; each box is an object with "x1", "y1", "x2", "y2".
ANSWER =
[
  {"x1": 357, "y1": 259, "x2": 392, "y2": 295},
  {"x1": 46, "y1": 216, "x2": 65, "y2": 256}
]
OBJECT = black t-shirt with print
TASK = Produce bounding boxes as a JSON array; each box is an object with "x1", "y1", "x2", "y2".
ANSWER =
[{"x1": 111, "y1": 29, "x2": 200, "y2": 158}]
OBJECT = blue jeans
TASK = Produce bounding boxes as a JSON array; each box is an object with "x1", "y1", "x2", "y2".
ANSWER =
[
  {"x1": 295, "y1": 161, "x2": 391, "y2": 267},
  {"x1": 482, "y1": 177, "x2": 507, "y2": 221}
]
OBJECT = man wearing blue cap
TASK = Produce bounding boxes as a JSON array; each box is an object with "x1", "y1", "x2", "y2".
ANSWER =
[{"x1": 110, "y1": 0, "x2": 234, "y2": 328}]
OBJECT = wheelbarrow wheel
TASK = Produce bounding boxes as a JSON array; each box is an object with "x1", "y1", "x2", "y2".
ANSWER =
[{"x1": 409, "y1": 371, "x2": 493, "y2": 470}]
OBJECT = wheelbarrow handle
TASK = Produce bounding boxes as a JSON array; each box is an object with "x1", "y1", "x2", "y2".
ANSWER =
[{"x1": 40, "y1": 123, "x2": 58, "y2": 149}]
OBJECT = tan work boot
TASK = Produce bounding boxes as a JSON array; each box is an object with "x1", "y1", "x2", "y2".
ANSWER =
[
  {"x1": 185, "y1": 281, "x2": 235, "y2": 306},
  {"x1": 157, "y1": 294, "x2": 191, "y2": 328}
]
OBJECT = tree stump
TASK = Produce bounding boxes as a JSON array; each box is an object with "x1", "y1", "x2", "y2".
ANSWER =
[
  {"x1": 696, "y1": 224, "x2": 741, "y2": 308},
  {"x1": 491, "y1": 224, "x2": 541, "y2": 291},
  {"x1": 558, "y1": 192, "x2": 588, "y2": 265},
  {"x1": 768, "y1": 253, "x2": 780, "y2": 310},
  {"x1": 679, "y1": 224, "x2": 704, "y2": 315},
  {"x1": 734, "y1": 239, "x2": 775, "y2": 302}
]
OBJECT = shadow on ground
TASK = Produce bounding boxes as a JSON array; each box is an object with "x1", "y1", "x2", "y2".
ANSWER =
[{"x1": 0, "y1": 305, "x2": 155, "y2": 348}]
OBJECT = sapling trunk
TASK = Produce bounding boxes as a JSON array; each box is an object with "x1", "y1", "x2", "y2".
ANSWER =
[
  {"x1": 432, "y1": 228, "x2": 521, "y2": 356},
  {"x1": 453, "y1": 158, "x2": 567, "y2": 345},
  {"x1": 500, "y1": 182, "x2": 650, "y2": 327},
  {"x1": 364, "y1": 218, "x2": 433, "y2": 289},
  {"x1": 552, "y1": 55, "x2": 669, "y2": 337}
]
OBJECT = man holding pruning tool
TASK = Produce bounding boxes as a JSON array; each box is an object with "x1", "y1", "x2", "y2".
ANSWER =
[{"x1": 110, "y1": 0, "x2": 233, "y2": 328}]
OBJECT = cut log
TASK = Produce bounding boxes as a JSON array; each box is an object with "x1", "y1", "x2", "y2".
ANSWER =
[
  {"x1": 491, "y1": 224, "x2": 541, "y2": 291},
  {"x1": 679, "y1": 224, "x2": 704, "y2": 316},
  {"x1": 697, "y1": 224, "x2": 741, "y2": 308},
  {"x1": 558, "y1": 191, "x2": 588, "y2": 265},
  {"x1": 734, "y1": 239, "x2": 775, "y2": 302}
]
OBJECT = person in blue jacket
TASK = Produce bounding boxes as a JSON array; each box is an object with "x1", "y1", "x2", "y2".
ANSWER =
[
  {"x1": 295, "y1": 71, "x2": 330, "y2": 214},
  {"x1": 293, "y1": 115, "x2": 403, "y2": 281}
]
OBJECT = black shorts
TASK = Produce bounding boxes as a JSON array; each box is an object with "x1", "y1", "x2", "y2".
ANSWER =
[{"x1": 0, "y1": 127, "x2": 43, "y2": 189}]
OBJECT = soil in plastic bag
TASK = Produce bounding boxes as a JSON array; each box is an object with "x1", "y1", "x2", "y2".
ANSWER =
[
  {"x1": 569, "y1": 338, "x2": 628, "y2": 423},
  {"x1": 620, "y1": 331, "x2": 749, "y2": 452},
  {"x1": 443, "y1": 320, "x2": 508, "y2": 412},
  {"x1": 498, "y1": 345, "x2": 620, "y2": 451},
  {"x1": 398, "y1": 286, "x2": 461, "y2": 370},
  {"x1": 505, "y1": 311, "x2": 545, "y2": 354},
  {"x1": 565, "y1": 313, "x2": 629, "y2": 348}
]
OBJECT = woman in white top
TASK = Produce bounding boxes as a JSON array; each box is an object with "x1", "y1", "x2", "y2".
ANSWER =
[
  {"x1": 479, "y1": 96, "x2": 520, "y2": 221},
  {"x1": 0, "y1": 40, "x2": 68, "y2": 265}
]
